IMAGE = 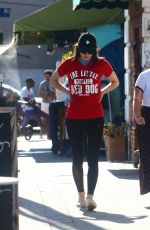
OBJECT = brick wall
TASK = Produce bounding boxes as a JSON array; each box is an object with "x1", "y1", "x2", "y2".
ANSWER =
[{"x1": 129, "y1": 0, "x2": 142, "y2": 157}]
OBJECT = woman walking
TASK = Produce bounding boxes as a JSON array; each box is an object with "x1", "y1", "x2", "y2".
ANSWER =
[{"x1": 51, "y1": 32, "x2": 119, "y2": 210}]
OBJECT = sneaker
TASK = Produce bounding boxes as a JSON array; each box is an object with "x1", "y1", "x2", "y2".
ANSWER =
[
  {"x1": 77, "y1": 197, "x2": 86, "y2": 208},
  {"x1": 86, "y1": 195, "x2": 97, "y2": 211}
]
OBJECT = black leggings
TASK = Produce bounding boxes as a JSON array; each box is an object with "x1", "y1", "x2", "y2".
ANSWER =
[
  {"x1": 137, "y1": 106, "x2": 150, "y2": 194},
  {"x1": 66, "y1": 118, "x2": 104, "y2": 195}
]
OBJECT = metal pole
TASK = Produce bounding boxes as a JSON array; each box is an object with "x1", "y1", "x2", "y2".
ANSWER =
[{"x1": 107, "y1": 92, "x2": 112, "y2": 122}]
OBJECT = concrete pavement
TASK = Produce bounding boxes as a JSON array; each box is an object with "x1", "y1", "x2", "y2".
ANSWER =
[{"x1": 17, "y1": 135, "x2": 150, "y2": 230}]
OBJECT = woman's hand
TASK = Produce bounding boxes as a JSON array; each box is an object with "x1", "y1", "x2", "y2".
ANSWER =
[
  {"x1": 99, "y1": 91, "x2": 104, "y2": 103},
  {"x1": 100, "y1": 71, "x2": 119, "y2": 103}
]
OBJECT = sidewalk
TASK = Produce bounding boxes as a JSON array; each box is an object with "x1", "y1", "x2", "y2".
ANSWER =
[{"x1": 17, "y1": 135, "x2": 150, "y2": 230}]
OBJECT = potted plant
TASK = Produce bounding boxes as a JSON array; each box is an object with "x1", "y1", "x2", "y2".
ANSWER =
[{"x1": 103, "y1": 122, "x2": 127, "y2": 161}]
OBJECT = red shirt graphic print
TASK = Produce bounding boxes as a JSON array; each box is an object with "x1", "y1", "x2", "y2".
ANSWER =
[{"x1": 57, "y1": 57, "x2": 113, "y2": 119}]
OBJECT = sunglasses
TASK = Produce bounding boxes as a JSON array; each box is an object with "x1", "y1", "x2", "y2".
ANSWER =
[{"x1": 79, "y1": 48, "x2": 94, "y2": 54}]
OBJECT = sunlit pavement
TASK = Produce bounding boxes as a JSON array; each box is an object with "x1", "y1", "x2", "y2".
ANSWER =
[{"x1": 17, "y1": 134, "x2": 150, "y2": 230}]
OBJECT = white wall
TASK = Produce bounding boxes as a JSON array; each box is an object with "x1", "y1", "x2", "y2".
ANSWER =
[
  {"x1": 0, "y1": 43, "x2": 70, "y2": 95},
  {"x1": 0, "y1": 0, "x2": 61, "y2": 96},
  {"x1": 0, "y1": 0, "x2": 56, "y2": 44}
]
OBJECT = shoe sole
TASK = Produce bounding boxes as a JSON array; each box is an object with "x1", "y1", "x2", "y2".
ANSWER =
[
  {"x1": 87, "y1": 204, "x2": 96, "y2": 211},
  {"x1": 77, "y1": 202, "x2": 86, "y2": 208}
]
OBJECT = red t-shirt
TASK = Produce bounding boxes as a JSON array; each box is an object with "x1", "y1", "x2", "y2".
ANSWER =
[{"x1": 57, "y1": 57, "x2": 113, "y2": 119}]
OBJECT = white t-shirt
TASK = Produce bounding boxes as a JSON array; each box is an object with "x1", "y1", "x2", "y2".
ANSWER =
[
  {"x1": 56, "y1": 77, "x2": 70, "y2": 106},
  {"x1": 20, "y1": 86, "x2": 35, "y2": 111},
  {"x1": 135, "y1": 69, "x2": 150, "y2": 106}
]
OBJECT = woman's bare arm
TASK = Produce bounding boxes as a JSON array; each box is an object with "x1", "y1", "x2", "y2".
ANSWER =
[
  {"x1": 100, "y1": 71, "x2": 119, "y2": 101},
  {"x1": 50, "y1": 71, "x2": 70, "y2": 95}
]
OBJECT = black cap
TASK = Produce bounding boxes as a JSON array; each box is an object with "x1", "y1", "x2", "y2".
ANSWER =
[{"x1": 78, "y1": 32, "x2": 97, "y2": 54}]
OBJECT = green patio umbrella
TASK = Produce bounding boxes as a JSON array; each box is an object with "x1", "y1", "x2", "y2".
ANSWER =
[{"x1": 13, "y1": 0, "x2": 125, "y2": 32}]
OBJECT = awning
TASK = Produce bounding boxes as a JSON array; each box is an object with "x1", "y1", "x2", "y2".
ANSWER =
[
  {"x1": 14, "y1": 0, "x2": 125, "y2": 33},
  {"x1": 73, "y1": 0, "x2": 129, "y2": 10}
]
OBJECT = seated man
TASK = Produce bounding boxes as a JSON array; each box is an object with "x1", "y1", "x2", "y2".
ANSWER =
[{"x1": 20, "y1": 77, "x2": 44, "y2": 134}]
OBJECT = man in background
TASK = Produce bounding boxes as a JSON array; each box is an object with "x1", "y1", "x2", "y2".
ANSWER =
[
  {"x1": 38, "y1": 69, "x2": 56, "y2": 115},
  {"x1": 20, "y1": 77, "x2": 43, "y2": 130}
]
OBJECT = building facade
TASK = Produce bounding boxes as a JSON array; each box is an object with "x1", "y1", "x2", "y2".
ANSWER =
[
  {"x1": 0, "y1": 0, "x2": 56, "y2": 44},
  {"x1": 127, "y1": 0, "x2": 150, "y2": 159},
  {"x1": 0, "y1": 0, "x2": 59, "y2": 95}
]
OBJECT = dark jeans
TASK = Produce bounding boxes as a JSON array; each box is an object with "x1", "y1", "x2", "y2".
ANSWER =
[
  {"x1": 137, "y1": 106, "x2": 150, "y2": 194},
  {"x1": 48, "y1": 101, "x2": 65, "y2": 153},
  {"x1": 21, "y1": 109, "x2": 39, "y2": 128},
  {"x1": 66, "y1": 118, "x2": 104, "y2": 195}
]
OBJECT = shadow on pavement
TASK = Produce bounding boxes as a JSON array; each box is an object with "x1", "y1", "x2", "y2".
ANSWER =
[
  {"x1": 19, "y1": 197, "x2": 147, "y2": 229},
  {"x1": 82, "y1": 209, "x2": 147, "y2": 223},
  {"x1": 18, "y1": 150, "x2": 107, "y2": 163},
  {"x1": 108, "y1": 169, "x2": 139, "y2": 180},
  {"x1": 18, "y1": 150, "x2": 72, "y2": 163},
  {"x1": 19, "y1": 197, "x2": 105, "y2": 230}
]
